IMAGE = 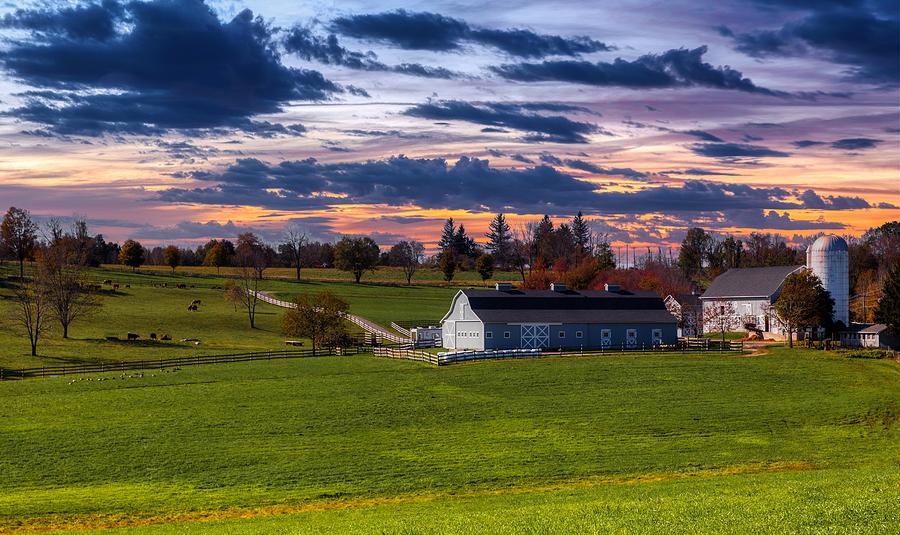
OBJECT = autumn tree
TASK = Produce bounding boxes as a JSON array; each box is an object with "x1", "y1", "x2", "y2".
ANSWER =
[
  {"x1": 874, "y1": 263, "x2": 900, "y2": 336},
  {"x1": 476, "y1": 253, "x2": 494, "y2": 283},
  {"x1": 282, "y1": 291, "x2": 350, "y2": 355},
  {"x1": 163, "y1": 245, "x2": 180, "y2": 272},
  {"x1": 439, "y1": 250, "x2": 457, "y2": 282},
  {"x1": 236, "y1": 232, "x2": 271, "y2": 279},
  {"x1": 334, "y1": 236, "x2": 380, "y2": 283},
  {"x1": 203, "y1": 242, "x2": 228, "y2": 273},
  {"x1": 1, "y1": 206, "x2": 38, "y2": 278},
  {"x1": 118, "y1": 239, "x2": 145, "y2": 272},
  {"x1": 774, "y1": 269, "x2": 835, "y2": 348}
]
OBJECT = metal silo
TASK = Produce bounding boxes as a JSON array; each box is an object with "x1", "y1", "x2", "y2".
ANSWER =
[{"x1": 806, "y1": 235, "x2": 849, "y2": 326}]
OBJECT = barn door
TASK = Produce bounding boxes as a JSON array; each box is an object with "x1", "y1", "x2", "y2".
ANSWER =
[{"x1": 521, "y1": 324, "x2": 550, "y2": 349}]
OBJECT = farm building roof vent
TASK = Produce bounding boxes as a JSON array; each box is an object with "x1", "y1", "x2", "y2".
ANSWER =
[
  {"x1": 550, "y1": 282, "x2": 567, "y2": 292},
  {"x1": 495, "y1": 282, "x2": 514, "y2": 291},
  {"x1": 604, "y1": 283, "x2": 621, "y2": 293}
]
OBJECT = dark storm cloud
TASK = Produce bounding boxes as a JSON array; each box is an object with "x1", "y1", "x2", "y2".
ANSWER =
[
  {"x1": 404, "y1": 100, "x2": 602, "y2": 143},
  {"x1": 683, "y1": 130, "x2": 725, "y2": 142},
  {"x1": 690, "y1": 142, "x2": 790, "y2": 158},
  {"x1": 330, "y1": 9, "x2": 611, "y2": 57},
  {"x1": 491, "y1": 46, "x2": 785, "y2": 95},
  {"x1": 0, "y1": 0, "x2": 124, "y2": 40},
  {"x1": 283, "y1": 27, "x2": 458, "y2": 79},
  {"x1": 663, "y1": 168, "x2": 740, "y2": 176},
  {"x1": 562, "y1": 159, "x2": 654, "y2": 181},
  {"x1": 831, "y1": 137, "x2": 883, "y2": 150},
  {"x1": 0, "y1": 0, "x2": 341, "y2": 137},
  {"x1": 720, "y1": 2, "x2": 899, "y2": 84}
]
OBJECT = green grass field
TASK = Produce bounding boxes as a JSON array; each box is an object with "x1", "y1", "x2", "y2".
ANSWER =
[
  {"x1": 101, "y1": 264, "x2": 521, "y2": 286},
  {"x1": 0, "y1": 347, "x2": 897, "y2": 533},
  {"x1": 0, "y1": 265, "x2": 458, "y2": 369}
]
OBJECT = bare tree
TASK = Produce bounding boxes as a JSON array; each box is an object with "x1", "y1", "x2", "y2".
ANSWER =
[
  {"x1": 281, "y1": 224, "x2": 308, "y2": 281},
  {"x1": 225, "y1": 265, "x2": 261, "y2": 328},
  {"x1": 395, "y1": 240, "x2": 424, "y2": 285},
  {"x1": 702, "y1": 299, "x2": 738, "y2": 343},
  {"x1": 13, "y1": 273, "x2": 50, "y2": 356},
  {"x1": 39, "y1": 245, "x2": 100, "y2": 339}
]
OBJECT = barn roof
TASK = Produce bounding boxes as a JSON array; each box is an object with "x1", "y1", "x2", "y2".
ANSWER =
[
  {"x1": 701, "y1": 265, "x2": 803, "y2": 299},
  {"x1": 460, "y1": 288, "x2": 677, "y2": 325}
]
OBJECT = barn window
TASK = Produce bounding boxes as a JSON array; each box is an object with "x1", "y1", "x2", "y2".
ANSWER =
[
  {"x1": 575, "y1": 331, "x2": 583, "y2": 338},
  {"x1": 486, "y1": 332, "x2": 493, "y2": 339},
  {"x1": 504, "y1": 331, "x2": 511, "y2": 338},
  {"x1": 559, "y1": 331, "x2": 566, "y2": 338}
]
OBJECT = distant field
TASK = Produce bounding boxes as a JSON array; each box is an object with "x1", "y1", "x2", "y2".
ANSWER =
[
  {"x1": 0, "y1": 347, "x2": 897, "y2": 532},
  {"x1": 0, "y1": 265, "x2": 459, "y2": 369},
  {"x1": 101, "y1": 264, "x2": 522, "y2": 286}
]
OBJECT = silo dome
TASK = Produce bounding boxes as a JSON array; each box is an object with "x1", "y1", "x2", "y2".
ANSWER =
[{"x1": 806, "y1": 234, "x2": 849, "y2": 326}]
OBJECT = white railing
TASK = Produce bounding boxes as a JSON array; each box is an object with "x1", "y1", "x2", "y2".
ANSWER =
[{"x1": 253, "y1": 291, "x2": 409, "y2": 343}]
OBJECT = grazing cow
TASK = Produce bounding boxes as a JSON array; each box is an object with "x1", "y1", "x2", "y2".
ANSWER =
[
  {"x1": 149, "y1": 333, "x2": 157, "y2": 340},
  {"x1": 112, "y1": 284, "x2": 119, "y2": 290},
  {"x1": 125, "y1": 284, "x2": 131, "y2": 288},
  {"x1": 187, "y1": 304, "x2": 198, "y2": 311},
  {"x1": 176, "y1": 283, "x2": 187, "y2": 289},
  {"x1": 127, "y1": 332, "x2": 139, "y2": 341},
  {"x1": 102, "y1": 279, "x2": 112, "y2": 284},
  {"x1": 191, "y1": 300, "x2": 201, "y2": 306}
]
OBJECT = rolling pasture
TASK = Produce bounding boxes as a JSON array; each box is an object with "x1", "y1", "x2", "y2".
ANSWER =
[
  {"x1": 0, "y1": 347, "x2": 897, "y2": 533},
  {"x1": 0, "y1": 265, "x2": 456, "y2": 369}
]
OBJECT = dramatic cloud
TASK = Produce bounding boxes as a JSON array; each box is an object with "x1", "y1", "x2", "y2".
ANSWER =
[
  {"x1": 283, "y1": 27, "x2": 457, "y2": 79},
  {"x1": 404, "y1": 100, "x2": 602, "y2": 143},
  {"x1": 792, "y1": 139, "x2": 826, "y2": 148},
  {"x1": 0, "y1": 0, "x2": 341, "y2": 136},
  {"x1": 491, "y1": 46, "x2": 784, "y2": 95},
  {"x1": 330, "y1": 10, "x2": 611, "y2": 57},
  {"x1": 159, "y1": 155, "x2": 600, "y2": 213},
  {"x1": 690, "y1": 142, "x2": 790, "y2": 158},
  {"x1": 155, "y1": 155, "x2": 874, "y2": 220},
  {"x1": 720, "y1": 3, "x2": 899, "y2": 84},
  {"x1": 726, "y1": 210, "x2": 846, "y2": 230},
  {"x1": 798, "y1": 189, "x2": 871, "y2": 210},
  {"x1": 561, "y1": 159, "x2": 654, "y2": 181},
  {"x1": 831, "y1": 138, "x2": 883, "y2": 150}
]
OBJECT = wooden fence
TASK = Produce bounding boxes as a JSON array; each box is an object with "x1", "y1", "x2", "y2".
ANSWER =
[
  {"x1": 372, "y1": 346, "x2": 439, "y2": 365},
  {"x1": 0, "y1": 347, "x2": 364, "y2": 380}
]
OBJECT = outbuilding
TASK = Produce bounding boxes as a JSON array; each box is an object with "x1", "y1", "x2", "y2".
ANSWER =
[
  {"x1": 440, "y1": 282, "x2": 677, "y2": 351},
  {"x1": 839, "y1": 324, "x2": 900, "y2": 350}
]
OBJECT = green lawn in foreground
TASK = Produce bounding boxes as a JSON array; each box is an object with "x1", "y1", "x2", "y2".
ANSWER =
[
  {"x1": 70, "y1": 466, "x2": 900, "y2": 534},
  {"x1": 0, "y1": 346, "x2": 896, "y2": 532}
]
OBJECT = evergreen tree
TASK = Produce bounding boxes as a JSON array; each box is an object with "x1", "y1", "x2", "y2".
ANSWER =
[
  {"x1": 874, "y1": 263, "x2": 900, "y2": 336},
  {"x1": 438, "y1": 218, "x2": 455, "y2": 251},
  {"x1": 533, "y1": 215, "x2": 555, "y2": 263},
  {"x1": 453, "y1": 224, "x2": 478, "y2": 258},
  {"x1": 571, "y1": 211, "x2": 590, "y2": 259},
  {"x1": 595, "y1": 239, "x2": 616, "y2": 270},
  {"x1": 485, "y1": 213, "x2": 511, "y2": 267},
  {"x1": 678, "y1": 227, "x2": 712, "y2": 279}
]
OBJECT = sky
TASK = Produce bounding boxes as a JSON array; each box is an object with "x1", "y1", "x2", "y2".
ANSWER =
[{"x1": 0, "y1": 0, "x2": 897, "y2": 251}]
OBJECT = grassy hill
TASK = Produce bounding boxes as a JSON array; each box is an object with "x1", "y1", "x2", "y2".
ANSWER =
[
  {"x1": 0, "y1": 265, "x2": 458, "y2": 369},
  {"x1": 0, "y1": 347, "x2": 897, "y2": 532}
]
